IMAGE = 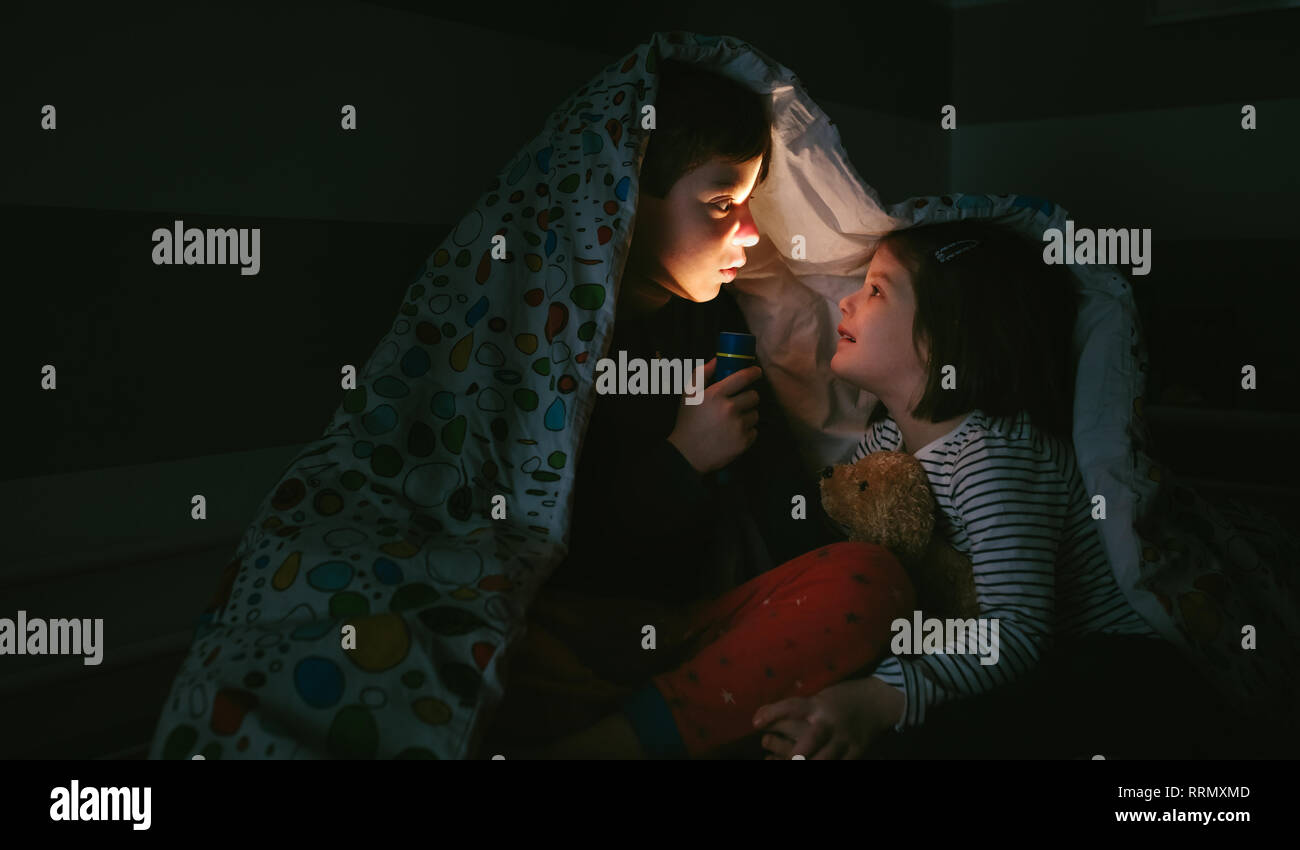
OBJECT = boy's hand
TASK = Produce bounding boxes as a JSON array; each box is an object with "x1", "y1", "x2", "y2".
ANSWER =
[
  {"x1": 668, "y1": 357, "x2": 762, "y2": 475},
  {"x1": 752, "y1": 677, "x2": 903, "y2": 760}
]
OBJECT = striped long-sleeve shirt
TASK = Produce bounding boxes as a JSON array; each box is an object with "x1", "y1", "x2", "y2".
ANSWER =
[{"x1": 851, "y1": 409, "x2": 1159, "y2": 730}]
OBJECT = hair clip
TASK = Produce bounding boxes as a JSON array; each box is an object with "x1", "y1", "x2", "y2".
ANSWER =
[{"x1": 934, "y1": 239, "x2": 981, "y2": 263}]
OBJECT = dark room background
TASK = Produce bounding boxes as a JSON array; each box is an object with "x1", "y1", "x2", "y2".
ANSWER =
[{"x1": 2, "y1": 0, "x2": 1296, "y2": 758}]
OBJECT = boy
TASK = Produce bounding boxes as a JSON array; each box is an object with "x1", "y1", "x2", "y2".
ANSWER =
[
  {"x1": 546, "y1": 59, "x2": 837, "y2": 606},
  {"x1": 485, "y1": 60, "x2": 842, "y2": 751}
]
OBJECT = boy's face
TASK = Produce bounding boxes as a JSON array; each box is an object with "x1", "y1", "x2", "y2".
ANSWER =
[
  {"x1": 628, "y1": 155, "x2": 763, "y2": 302},
  {"x1": 831, "y1": 244, "x2": 930, "y2": 409}
]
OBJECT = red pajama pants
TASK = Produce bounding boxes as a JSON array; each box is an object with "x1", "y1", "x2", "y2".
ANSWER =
[
  {"x1": 486, "y1": 541, "x2": 915, "y2": 758},
  {"x1": 630, "y1": 541, "x2": 915, "y2": 758}
]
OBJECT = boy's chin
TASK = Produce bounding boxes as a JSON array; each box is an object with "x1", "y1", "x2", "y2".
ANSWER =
[
  {"x1": 655, "y1": 273, "x2": 721, "y2": 303},
  {"x1": 680, "y1": 282, "x2": 723, "y2": 302}
]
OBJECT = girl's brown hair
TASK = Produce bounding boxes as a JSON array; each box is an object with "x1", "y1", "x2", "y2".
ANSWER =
[{"x1": 867, "y1": 220, "x2": 1081, "y2": 442}]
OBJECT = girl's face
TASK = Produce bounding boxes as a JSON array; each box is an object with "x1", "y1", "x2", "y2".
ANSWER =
[
  {"x1": 831, "y1": 244, "x2": 930, "y2": 409},
  {"x1": 627, "y1": 155, "x2": 762, "y2": 302}
]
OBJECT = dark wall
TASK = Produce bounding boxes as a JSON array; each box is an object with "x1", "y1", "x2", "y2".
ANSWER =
[
  {"x1": 946, "y1": 0, "x2": 1300, "y2": 482},
  {"x1": 3, "y1": 205, "x2": 435, "y2": 479},
  {"x1": 4, "y1": 0, "x2": 1295, "y2": 486},
  {"x1": 954, "y1": 0, "x2": 1300, "y2": 121},
  {"x1": 368, "y1": 0, "x2": 954, "y2": 121}
]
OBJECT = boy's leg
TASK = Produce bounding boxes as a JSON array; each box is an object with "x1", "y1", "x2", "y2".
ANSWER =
[
  {"x1": 527, "y1": 585, "x2": 708, "y2": 684},
  {"x1": 481, "y1": 581, "x2": 720, "y2": 755},
  {"x1": 619, "y1": 541, "x2": 916, "y2": 759},
  {"x1": 479, "y1": 616, "x2": 639, "y2": 754}
]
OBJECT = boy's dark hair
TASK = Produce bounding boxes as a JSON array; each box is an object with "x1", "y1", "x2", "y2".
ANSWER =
[
  {"x1": 639, "y1": 59, "x2": 773, "y2": 198},
  {"x1": 867, "y1": 220, "x2": 1081, "y2": 442}
]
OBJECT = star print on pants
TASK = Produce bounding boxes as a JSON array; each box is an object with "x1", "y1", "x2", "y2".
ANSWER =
[{"x1": 722, "y1": 689, "x2": 735, "y2": 704}]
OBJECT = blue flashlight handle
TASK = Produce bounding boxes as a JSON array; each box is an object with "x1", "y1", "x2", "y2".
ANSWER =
[
  {"x1": 710, "y1": 333, "x2": 758, "y2": 486},
  {"x1": 711, "y1": 353, "x2": 757, "y2": 384}
]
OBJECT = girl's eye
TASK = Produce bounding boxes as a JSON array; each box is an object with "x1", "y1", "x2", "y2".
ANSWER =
[
  {"x1": 712, "y1": 200, "x2": 733, "y2": 213},
  {"x1": 868, "y1": 284, "x2": 881, "y2": 297}
]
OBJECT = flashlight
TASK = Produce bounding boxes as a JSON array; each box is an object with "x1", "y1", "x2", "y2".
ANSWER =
[{"x1": 710, "y1": 332, "x2": 758, "y2": 485}]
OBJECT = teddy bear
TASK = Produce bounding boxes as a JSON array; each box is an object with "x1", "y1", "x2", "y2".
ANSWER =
[{"x1": 820, "y1": 451, "x2": 981, "y2": 621}]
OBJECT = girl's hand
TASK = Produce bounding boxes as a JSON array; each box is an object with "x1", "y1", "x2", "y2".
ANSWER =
[{"x1": 752, "y1": 677, "x2": 903, "y2": 760}]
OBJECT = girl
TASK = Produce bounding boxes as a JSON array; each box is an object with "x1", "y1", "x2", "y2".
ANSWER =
[{"x1": 754, "y1": 220, "x2": 1190, "y2": 760}]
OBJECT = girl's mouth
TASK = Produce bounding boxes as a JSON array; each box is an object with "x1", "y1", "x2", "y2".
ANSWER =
[{"x1": 837, "y1": 325, "x2": 856, "y2": 343}]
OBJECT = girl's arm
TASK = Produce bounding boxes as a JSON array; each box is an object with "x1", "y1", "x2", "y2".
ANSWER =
[{"x1": 869, "y1": 436, "x2": 1070, "y2": 730}]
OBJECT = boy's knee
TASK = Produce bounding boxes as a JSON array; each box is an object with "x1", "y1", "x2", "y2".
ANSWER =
[{"x1": 807, "y1": 542, "x2": 915, "y2": 609}]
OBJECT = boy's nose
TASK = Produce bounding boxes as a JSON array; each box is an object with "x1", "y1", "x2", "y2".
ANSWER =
[{"x1": 732, "y1": 205, "x2": 759, "y2": 248}]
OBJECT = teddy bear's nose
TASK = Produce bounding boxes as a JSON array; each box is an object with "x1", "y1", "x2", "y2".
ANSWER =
[
  {"x1": 858, "y1": 480, "x2": 870, "y2": 491},
  {"x1": 820, "y1": 466, "x2": 834, "y2": 479}
]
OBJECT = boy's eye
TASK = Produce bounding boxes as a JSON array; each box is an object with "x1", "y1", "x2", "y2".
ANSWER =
[
  {"x1": 868, "y1": 284, "x2": 881, "y2": 297},
  {"x1": 711, "y1": 200, "x2": 733, "y2": 213}
]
